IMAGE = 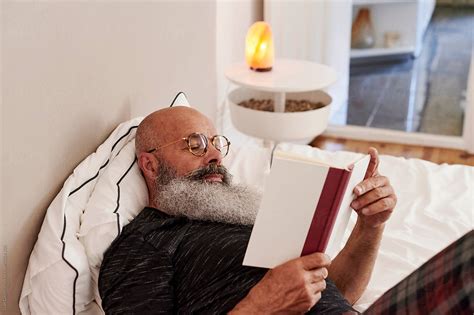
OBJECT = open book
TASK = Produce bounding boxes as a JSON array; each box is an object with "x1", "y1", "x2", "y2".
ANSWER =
[{"x1": 243, "y1": 151, "x2": 370, "y2": 269}]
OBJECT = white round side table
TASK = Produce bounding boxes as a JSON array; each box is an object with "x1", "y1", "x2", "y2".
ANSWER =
[
  {"x1": 225, "y1": 59, "x2": 337, "y2": 143},
  {"x1": 225, "y1": 59, "x2": 337, "y2": 112}
]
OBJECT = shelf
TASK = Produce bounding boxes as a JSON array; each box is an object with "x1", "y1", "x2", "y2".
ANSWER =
[
  {"x1": 350, "y1": 46, "x2": 415, "y2": 59},
  {"x1": 353, "y1": 0, "x2": 416, "y2": 5}
]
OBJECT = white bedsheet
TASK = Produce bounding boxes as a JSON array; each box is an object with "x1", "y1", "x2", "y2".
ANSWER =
[
  {"x1": 21, "y1": 117, "x2": 473, "y2": 313},
  {"x1": 276, "y1": 143, "x2": 474, "y2": 311},
  {"x1": 356, "y1": 156, "x2": 473, "y2": 310}
]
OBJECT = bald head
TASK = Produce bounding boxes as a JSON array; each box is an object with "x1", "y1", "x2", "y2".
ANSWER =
[
  {"x1": 136, "y1": 106, "x2": 228, "y2": 208},
  {"x1": 134, "y1": 107, "x2": 261, "y2": 223},
  {"x1": 135, "y1": 106, "x2": 214, "y2": 156}
]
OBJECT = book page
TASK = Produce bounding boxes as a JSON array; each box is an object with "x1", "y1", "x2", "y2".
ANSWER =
[{"x1": 325, "y1": 155, "x2": 370, "y2": 258}]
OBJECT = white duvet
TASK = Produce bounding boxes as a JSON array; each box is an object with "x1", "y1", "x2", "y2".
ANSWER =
[
  {"x1": 20, "y1": 118, "x2": 474, "y2": 314},
  {"x1": 276, "y1": 143, "x2": 474, "y2": 311}
]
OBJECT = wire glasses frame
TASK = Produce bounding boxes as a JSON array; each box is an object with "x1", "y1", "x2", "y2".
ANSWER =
[{"x1": 147, "y1": 132, "x2": 231, "y2": 158}]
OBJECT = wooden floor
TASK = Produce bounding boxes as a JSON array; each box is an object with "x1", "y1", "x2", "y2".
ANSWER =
[{"x1": 310, "y1": 136, "x2": 474, "y2": 166}]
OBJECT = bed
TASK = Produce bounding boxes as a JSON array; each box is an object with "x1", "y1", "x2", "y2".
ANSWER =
[{"x1": 18, "y1": 108, "x2": 473, "y2": 314}]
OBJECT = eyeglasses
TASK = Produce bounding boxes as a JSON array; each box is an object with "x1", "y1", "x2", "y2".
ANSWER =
[{"x1": 147, "y1": 132, "x2": 231, "y2": 158}]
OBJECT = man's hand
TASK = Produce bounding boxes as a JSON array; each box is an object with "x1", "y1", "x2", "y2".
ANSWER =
[
  {"x1": 326, "y1": 148, "x2": 396, "y2": 303},
  {"x1": 351, "y1": 148, "x2": 397, "y2": 228},
  {"x1": 230, "y1": 252, "x2": 331, "y2": 314}
]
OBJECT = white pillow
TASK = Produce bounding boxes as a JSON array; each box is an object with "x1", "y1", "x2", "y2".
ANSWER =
[
  {"x1": 19, "y1": 117, "x2": 143, "y2": 315},
  {"x1": 78, "y1": 92, "x2": 194, "y2": 311},
  {"x1": 79, "y1": 141, "x2": 147, "y2": 269},
  {"x1": 78, "y1": 140, "x2": 147, "y2": 310},
  {"x1": 19, "y1": 92, "x2": 191, "y2": 315}
]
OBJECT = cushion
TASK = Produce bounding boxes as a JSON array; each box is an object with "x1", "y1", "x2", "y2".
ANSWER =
[
  {"x1": 19, "y1": 117, "x2": 143, "y2": 315},
  {"x1": 19, "y1": 92, "x2": 191, "y2": 314}
]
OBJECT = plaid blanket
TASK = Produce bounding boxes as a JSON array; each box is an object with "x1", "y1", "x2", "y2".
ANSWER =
[{"x1": 364, "y1": 230, "x2": 473, "y2": 315}]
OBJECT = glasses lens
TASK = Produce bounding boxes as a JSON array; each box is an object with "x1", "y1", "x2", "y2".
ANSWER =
[
  {"x1": 213, "y1": 135, "x2": 230, "y2": 157},
  {"x1": 188, "y1": 133, "x2": 207, "y2": 156}
]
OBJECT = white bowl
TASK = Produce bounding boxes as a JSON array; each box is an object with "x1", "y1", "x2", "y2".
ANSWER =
[{"x1": 228, "y1": 88, "x2": 332, "y2": 142}]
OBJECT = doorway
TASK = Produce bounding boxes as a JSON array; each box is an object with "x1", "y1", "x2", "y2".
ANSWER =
[{"x1": 345, "y1": 6, "x2": 473, "y2": 137}]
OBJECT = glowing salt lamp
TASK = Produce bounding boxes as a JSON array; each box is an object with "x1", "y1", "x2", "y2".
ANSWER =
[{"x1": 245, "y1": 22, "x2": 274, "y2": 72}]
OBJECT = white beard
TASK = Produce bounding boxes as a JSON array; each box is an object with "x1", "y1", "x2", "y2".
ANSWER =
[{"x1": 154, "y1": 178, "x2": 262, "y2": 226}]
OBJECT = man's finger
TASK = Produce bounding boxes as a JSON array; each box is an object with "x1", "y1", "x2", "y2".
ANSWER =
[
  {"x1": 308, "y1": 267, "x2": 328, "y2": 283},
  {"x1": 310, "y1": 279, "x2": 327, "y2": 294},
  {"x1": 351, "y1": 185, "x2": 394, "y2": 210},
  {"x1": 354, "y1": 176, "x2": 389, "y2": 196},
  {"x1": 300, "y1": 253, "x2": 331, "y2": 270},
  {"x1": 359, "y1": 195, "x2": 396, "y2": 216},
  {"x1": 364, "y1": 147, "x2": 379, "y2": 179}
]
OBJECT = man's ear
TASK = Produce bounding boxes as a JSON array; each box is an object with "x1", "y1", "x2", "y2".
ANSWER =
[{"x1": 137, "y1": 152, "x2": 158, "y2": 180}]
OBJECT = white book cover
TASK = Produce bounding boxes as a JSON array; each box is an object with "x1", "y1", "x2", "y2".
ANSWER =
[{"x1": 243, "y1": 152, "x2": 370, "y2": 268}]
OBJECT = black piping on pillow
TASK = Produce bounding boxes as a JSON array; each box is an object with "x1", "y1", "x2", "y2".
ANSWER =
[
  {"x1": 63, "y1": 125, "x2": 138, "y2": 315},
  {"x1": 169, "y1": 91, "x2": 190, "y2": 107},
  {"x1": 61, "y1": 91, "x2": 190, "y2": 313},
  {"x1": 112, "y1": 157, "x2": 138, "y2": 236}
]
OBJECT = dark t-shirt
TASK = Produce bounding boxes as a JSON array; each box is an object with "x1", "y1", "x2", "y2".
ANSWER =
[{"x1": 99, "y1": 207, "x2": 355, "y2": 314}]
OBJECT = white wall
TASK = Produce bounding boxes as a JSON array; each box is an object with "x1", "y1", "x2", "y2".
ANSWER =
[
  {"x1": 264, "y1": 0, "x2": 352, "y2": 125},
  {"x1": 215, "y1": 0, "x2": 263, "y2": 145},
  {"x1": 1, "y1": 1, "x2": 265, "y2": 312},
  {"x1": 1, "y1": 1, "x2": 222, "y2": 313},
  {"x1": 1, "y1": 1, "x2": 5, "y2": 310},
  {"x1": 216, "y1": 0, "x2": 263, "y2": 111}
]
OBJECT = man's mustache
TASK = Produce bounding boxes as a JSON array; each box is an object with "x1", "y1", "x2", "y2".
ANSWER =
[{"x1": 185, "y1": 163, "x2": 232, "y2": 184}]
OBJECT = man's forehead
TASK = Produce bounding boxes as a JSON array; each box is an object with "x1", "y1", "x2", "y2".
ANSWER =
[
  {"x1": 170, "y1": 120, "x2": 216, "y2": 138},
  {"x1": 152, "y1": 107, "x2": 217, "y2": 140}
]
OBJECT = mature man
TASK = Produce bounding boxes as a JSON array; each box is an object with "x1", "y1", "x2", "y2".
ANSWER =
[{"x1": 99, "y1": 106, "x2": 397, "y2": 314}]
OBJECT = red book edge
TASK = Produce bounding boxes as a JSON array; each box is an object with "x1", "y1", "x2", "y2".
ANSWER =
[
  {"x1": 300, "y1": 168, "x2": 352, "y2": 256},
  {"x1": 317, "y1": 170, "x2": 352, "y2": 252}
]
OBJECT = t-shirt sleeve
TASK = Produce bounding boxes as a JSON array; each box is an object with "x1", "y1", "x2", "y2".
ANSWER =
[{"x1": 99, "y1": 233, "x2": 175, "y2": 315}]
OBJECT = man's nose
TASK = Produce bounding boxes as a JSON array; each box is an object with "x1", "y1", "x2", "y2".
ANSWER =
[{"x1": 204, "y1": 143, "x2": 222, "y2": 165}]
